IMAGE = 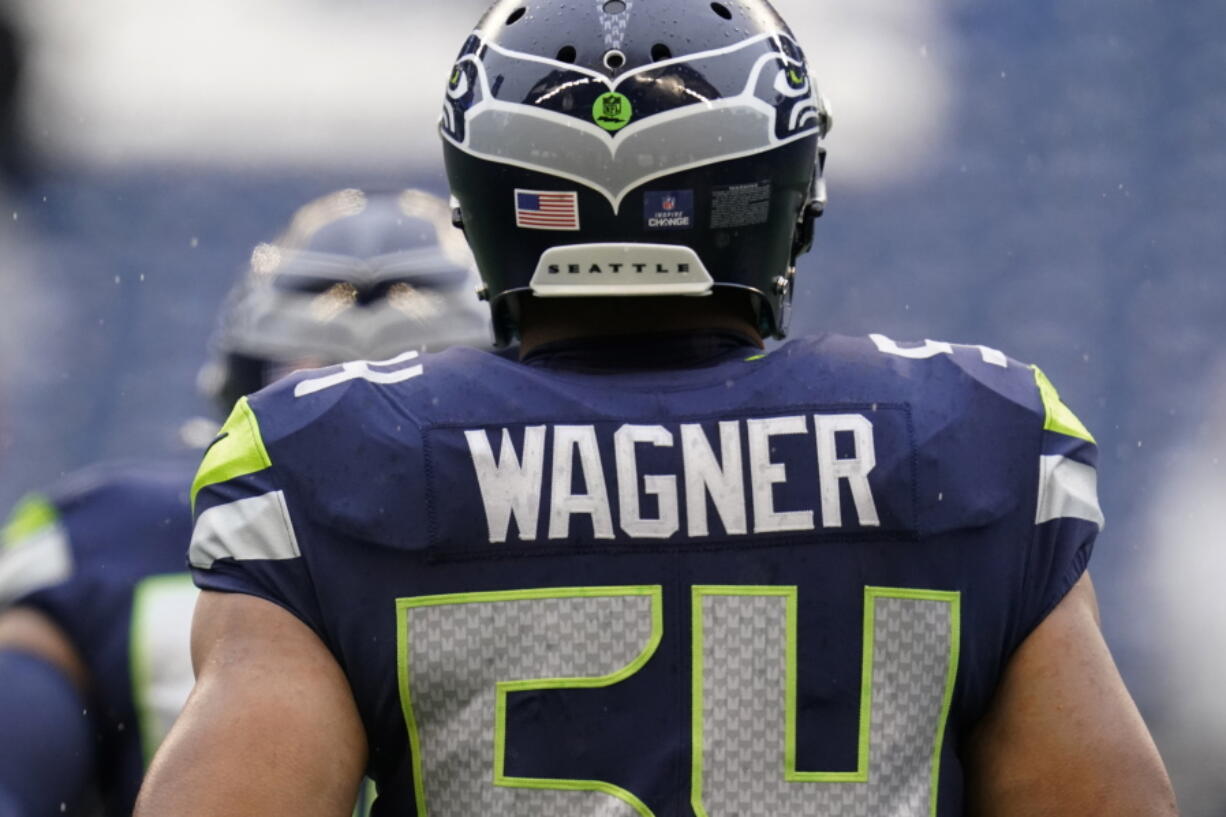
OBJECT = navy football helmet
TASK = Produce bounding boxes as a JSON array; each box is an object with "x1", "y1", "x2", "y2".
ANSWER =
[
  {"x1": 441, "y1": 0, "x2": 831, "y2": 345},
  {"x1": 200, "y1": 188, "x2": 492, "y2": 414}
]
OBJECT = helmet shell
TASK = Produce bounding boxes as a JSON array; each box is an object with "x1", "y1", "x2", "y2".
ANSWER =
[
  {"x1": 201, "y1": 189, "x2": 493, "y2": 413},
  {"x1": 441, "y1": 0, "x2": 830, "y2": 344}
]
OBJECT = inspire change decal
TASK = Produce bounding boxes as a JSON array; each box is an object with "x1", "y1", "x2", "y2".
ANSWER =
[{"x1": 643, "y1": 190, "x2": 694, "y2": 231}]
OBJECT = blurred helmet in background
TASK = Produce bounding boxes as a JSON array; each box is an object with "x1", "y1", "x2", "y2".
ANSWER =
[
  {"x1": 441, "y1": 0, "x2": 832, "y2": 345},
  {"x1": 199, "y1": 188, "x2": 492, "y2": 414}
]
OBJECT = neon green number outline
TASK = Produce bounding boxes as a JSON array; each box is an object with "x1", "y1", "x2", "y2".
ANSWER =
[
  {"x1": 691, "y1": 585, "x2": 961, "y2": 817},
  {"x1": 129, "y1": 572, "x2": 197, "y2": 767},
  {"x1": 397, "y1": 586, "x2": 663, "y2": 817}
]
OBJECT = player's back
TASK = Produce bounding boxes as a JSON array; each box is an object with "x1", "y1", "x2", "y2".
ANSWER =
[{"x1": 191, "y1": 331, "x2": 1101, "y2": 817}]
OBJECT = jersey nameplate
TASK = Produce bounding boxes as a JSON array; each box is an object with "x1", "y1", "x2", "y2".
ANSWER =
[{"x1": 423, "y1": 407, "x2": 916, "y2": 555}]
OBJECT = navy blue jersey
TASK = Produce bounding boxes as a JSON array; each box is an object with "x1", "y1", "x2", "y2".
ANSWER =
[
  {"x1": 0, "y1": 459, "x2": 197, "y2": 817},
  {"x1": 190, "y1": 333, "x2": 1103, "y2": 817}
]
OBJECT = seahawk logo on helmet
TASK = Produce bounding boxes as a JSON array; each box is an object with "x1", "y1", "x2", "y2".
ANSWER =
[
  {"x1": 443, "y1": 27, "x2": 825, "y2": 211},
  {"x1": 442, "y1": 0, "x2": 832, "y2": 346}
]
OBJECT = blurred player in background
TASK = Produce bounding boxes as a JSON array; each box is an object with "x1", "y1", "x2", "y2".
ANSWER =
[
  {"x1": 0, "y1": 188, "x2": 490, "y2": 817},
  {"x1": 138, "y1": 1, "x2": 1176, "y2": 815}
]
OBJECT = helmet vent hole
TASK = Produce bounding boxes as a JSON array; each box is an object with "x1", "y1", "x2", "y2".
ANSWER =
[
  {"x1": 651, "y1": 43, "x2": 672, "y2": 62},
  {"x1": 505, "y1": 6, "x2": 527, "y2": 25},
  {"x1": 602, "y1": 0, "x2": 627, "y2": 13},
  {"x1": 710, "y1": 2, "x2": 732, "y2": 20},
  {"x1": 557, "y1": 45, "x2": 578, "y2": 63},
  {"x1": 603, "y1": 49, "x2": 626, "y2": 71}
]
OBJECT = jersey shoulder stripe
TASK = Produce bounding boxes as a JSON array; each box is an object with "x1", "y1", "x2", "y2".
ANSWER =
[
  {"x1": 1032, "y1": 365, "x2": 1095, "y2": 444},
  {"x1": 1029, "y1": 366, "x2": 1101, "y2": 528},
  {"x1": 1, "y1": 493, "x2": 59, "y2": 549},
  {"x1": 190, "y1": 490, "x2": 300, "y2": 569},
  {"x1": 0, "y1": 493, "x2": 72, "y2": 607},
  {"x1": 192, "y1": 396, "x2": 272, "y2": 511}
]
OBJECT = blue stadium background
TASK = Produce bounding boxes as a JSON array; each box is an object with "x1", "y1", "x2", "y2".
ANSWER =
[{"x1": 0, "y1": 0, "x2": 1222, "y2": 810}]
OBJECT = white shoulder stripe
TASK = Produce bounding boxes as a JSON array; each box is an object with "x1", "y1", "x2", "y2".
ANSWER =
[
  {"x1": 190, "y1": 490, "x2": 301, "y2": 569},
  {"x1": 1036, "y1": 455, "x2": 1105, "y2": 528},
  {"x1": 0, "y1": 523, "x2": 72, "y2": 608}
]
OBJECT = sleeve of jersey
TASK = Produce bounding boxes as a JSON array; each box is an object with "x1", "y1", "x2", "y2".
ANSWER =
[
  {"x1": 1024, "y1": 366, "x2": 1105, "y2": 622},
  {"x1": 188, "y1": 396, "x2": 327, "y2": 639},
  {"x1": 0, "y1": 493, "x2": 73, "y2": 611}
]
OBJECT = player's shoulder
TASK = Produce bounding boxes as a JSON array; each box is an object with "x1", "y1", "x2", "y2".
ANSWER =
[
  {"x1": 191, "y1": 347, "x2": 518, "y2": 547},
  {"x1": 241, "y1": 346, "x2": 516, "y2": 444},
  {"x1": 778, "y1": 332, "x2": 1091, "y2": 440},
  {"x1": 0, "y1": 458, "x2": 195, "y2": 607},
  {"x1": 775, "y1": 332, "x2": 1099, "y2": 533}
]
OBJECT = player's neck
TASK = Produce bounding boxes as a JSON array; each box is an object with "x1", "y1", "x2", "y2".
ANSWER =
[{"x1": 517, "y1": 292, "x2": 765, "y2": 358}]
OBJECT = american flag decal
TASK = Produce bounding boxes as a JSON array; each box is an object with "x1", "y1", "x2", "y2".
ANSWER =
[{"x1": 515, "y1": 190, "x2": 580, "y2": 230}]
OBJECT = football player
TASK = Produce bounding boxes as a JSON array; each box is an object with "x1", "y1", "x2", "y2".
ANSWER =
[
  {"x1": 138, "y1": 2, "x2": 1177, "y2": 816},
  {"x1": 0, "y1": 188, "x2": 490, "y2": 817}
]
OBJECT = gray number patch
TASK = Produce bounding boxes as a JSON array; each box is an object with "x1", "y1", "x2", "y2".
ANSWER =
[
  {"x1": 398, "y1": 585, "x2": 959, "y2": 817},
  {"x1": 397, "y1": 586, "x2": 663, "y2": 817}
]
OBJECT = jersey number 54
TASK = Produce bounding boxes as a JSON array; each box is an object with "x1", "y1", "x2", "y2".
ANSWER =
[{"x1": 397, "y1": 584, "x2": 959, "y2": 817}]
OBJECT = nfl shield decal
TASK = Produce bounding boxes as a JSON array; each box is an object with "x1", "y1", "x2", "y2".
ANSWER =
[{"x1": 644, "y1": 190, "x2": 694, "y2": 230}]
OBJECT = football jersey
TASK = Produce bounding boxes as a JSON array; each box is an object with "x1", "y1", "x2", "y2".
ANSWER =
[
  {"x1": 190, "y1": 331, "x2": 1103, "y2": 817},
  {"x1": 0, "y1": 459, "x2": 198, "y2": 817}
]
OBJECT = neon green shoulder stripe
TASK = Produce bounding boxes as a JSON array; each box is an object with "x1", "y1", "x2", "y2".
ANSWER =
[
  {"x1": 1, "y1": 493, "x2": 59, "y2": 549},
  {"x1": 191, "y1": 397, "x2": 273, "y2": 511},
  {"x1": 1032, "y1": 366, "x2": 1095, "y2": 444}
]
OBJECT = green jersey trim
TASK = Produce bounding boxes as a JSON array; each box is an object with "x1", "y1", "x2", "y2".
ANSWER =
[
  {"x1": 1032, "y1": 366, "x2": 1095, "y2": 444},
  {"x1": 1, "y1": 493, "x2": 59, "y2": 549},
  {"x1": 191, "y1": 397, "x2": 272, "y2": 512}
]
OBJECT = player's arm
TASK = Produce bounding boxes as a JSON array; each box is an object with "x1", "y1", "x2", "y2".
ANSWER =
[
  {"x1": 0, "y1": 495, "x2": 96, "y2": 817},
  {"x1": 0, "y1": 609, "x2": 95, "y2": 817},
  {"x1": 964, "y1": 572, "x2": 1178, "y2": 816},
  {"x1": 134, "y1": 590, "x2": 367, "y2": 817}
]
